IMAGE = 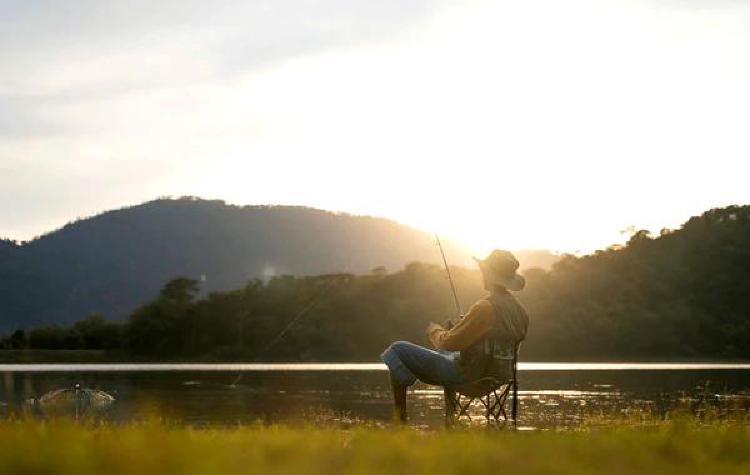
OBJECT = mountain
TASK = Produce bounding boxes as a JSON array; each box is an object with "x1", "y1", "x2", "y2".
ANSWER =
[
  {"x1": 0, "y1": 197, "x2": 482, "y2": 330},
  {"x1": 11, "y1": 204, "x2": 749, "y2": 360},
  {"x1": 7, "y1": 203, "x2": 749, "y2": 360}
]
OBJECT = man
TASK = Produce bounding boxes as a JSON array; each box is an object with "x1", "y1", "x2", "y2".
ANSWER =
[{"x1": 380, "y1": 250, "x2": 529, "y2": 422}]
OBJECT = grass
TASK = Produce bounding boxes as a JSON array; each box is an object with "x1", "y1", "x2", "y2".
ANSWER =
[{"x1": 0, "y1": 419, "x2": 748, "y2": 475}]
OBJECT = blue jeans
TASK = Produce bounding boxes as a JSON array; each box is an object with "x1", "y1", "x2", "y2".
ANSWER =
[{"x1": 381, "y1": 341, "x2": 466, "y2": 387}]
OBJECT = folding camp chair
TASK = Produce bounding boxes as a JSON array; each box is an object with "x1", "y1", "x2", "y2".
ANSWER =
[{"x1": 443, "y1": 344, "x2": 519, "y2": 427}]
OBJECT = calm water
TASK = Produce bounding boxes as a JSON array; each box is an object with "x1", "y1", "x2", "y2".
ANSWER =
[{"x1": 2, "y1": 363, "x2": 750, "y2": 428}]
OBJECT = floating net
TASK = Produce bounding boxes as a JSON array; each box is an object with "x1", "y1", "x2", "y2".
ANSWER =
[{"x1": 25, "y1": 384, "x2": 115, "y2": 419}]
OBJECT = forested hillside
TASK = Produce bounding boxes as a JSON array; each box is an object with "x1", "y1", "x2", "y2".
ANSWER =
[
  {"x1": 522, "y1": 205, "x2": 750, "y2": 358},
  {"x1": 6, "y1": 205, "x2": 749, "y2": 360},
  {"x1": 0, "y1": 198, "x2": 476, "y2": 330}
]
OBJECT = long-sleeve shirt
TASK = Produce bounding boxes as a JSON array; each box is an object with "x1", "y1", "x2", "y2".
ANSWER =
[
  {"x1": 428, "y1": 291, "x2": 530, "y2": 381},
  {"x1": 428, "y1": 300, "x2": 496, "y2": 351}
]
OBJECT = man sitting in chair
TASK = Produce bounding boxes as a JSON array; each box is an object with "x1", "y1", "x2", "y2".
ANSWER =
[{"x1": 381, "y1": 250, "x2": 529, "y2": 422}]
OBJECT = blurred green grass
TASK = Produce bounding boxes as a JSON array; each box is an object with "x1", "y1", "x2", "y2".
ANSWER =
[{"x1": 0, "y1": 420, "x2": 748, "y2": 475}]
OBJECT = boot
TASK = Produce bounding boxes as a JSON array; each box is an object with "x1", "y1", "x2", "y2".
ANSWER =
[{"x1": 390, "y1": 374, "x2": 408, "y2": 424}]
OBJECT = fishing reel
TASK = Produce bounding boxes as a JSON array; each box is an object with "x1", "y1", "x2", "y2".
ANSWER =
[{"x1": 443, "y1": 314, "x2": 465, "y2": 330}]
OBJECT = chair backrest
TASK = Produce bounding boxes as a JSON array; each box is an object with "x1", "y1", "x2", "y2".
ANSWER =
[
  {"x1": 482, "y1": 293, "x2": 525, "y2": 383},
  {"x1": 481, "y1": 335, "x2": 520, "y2": 382}
]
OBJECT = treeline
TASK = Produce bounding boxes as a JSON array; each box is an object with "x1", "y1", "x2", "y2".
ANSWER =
[
  {"x1": 0, "y1": 315, "x2": 120, "y2": 351},
  {"x1": 0, "y1": 268, "x2": 484, "y2": 360},
  {"x1": 522, "y1": 205, "x2": 750, "y2": 359},
  {"x1": 3, "y1": 205, "x2": 750, "y2": 361}
]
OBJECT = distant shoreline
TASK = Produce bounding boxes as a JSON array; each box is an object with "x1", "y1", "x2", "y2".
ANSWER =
[
  {"x1": 4, "y1": 362, "x2": 750, "y2": 373},
  {"x1": 2, "y1": 350, "x2": 750, "y2": 366}
]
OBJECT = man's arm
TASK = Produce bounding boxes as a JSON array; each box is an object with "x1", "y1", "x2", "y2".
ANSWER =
[{"x1": 427, "y1": 301, "x2": 494, "y2": 351}]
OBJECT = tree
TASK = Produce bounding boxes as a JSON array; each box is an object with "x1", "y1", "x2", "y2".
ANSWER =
[
  {"x1": 28, "y1": 325, "x2": 68, "y2": 349},
  {"x1": 126, "y1": 278, "x2": 199, "y2": 355},
  {"x1": 160, "y1": 277, "x2": 200, "y2": 306},
  {"x1": 9, "y1": 329, "x2": 26, "y2": 349},
  {"x1": 73, "y1": 314, "x2": 121, "y2": 349}
]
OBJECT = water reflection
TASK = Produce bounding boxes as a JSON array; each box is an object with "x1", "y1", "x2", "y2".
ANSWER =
[
  {"x1": 3, "y1": 362, "x2": 750, "y2": 372},
  {"x1": 1, "y1": 365, "x2": 749, "y2": 428}
]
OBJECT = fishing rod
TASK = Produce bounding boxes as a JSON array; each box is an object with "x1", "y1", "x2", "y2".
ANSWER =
[{"x1": 435, "y1": 233, "x2": 463, "y2": 316}]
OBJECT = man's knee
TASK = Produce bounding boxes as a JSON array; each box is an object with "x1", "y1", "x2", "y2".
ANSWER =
[
  {"x1": 381, "y1": 341, "x2": 419, "y2": 387},
  {"x1": 386, "y1": 340, "x2": 415, "y2": 354},
  {"x1": 382, "y1": 341, "x2": 407, "y2": 362}
]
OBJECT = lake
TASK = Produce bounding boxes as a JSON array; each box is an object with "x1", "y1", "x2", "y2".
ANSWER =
[{"x1": 2, "y1": 363, "x2": 750, "y2": 428}]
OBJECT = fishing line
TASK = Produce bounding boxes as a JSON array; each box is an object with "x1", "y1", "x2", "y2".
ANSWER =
[
  {"x1": 228, "y1": 278, "x2": 340, "y2": 388},
  {"x1": 229, "y1": 235, "x2": 460, "y2": 388}
]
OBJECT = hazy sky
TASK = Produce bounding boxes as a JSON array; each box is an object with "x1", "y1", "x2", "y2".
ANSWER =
[{"x1": 2, "y1": 0, "x2": 749, "y2": 254}]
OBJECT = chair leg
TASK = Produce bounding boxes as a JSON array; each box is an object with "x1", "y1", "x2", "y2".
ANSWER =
[
  {"x1": 457, "y1": 397, "x2": 474, "y2": 419},
  {"x1": 484, "y1": 393, "x2": 492, "y2": 427},
  {"x1": 511, "y1": 379, "x2": 518, "y2": 428},
  {"x1": 445, "y1": 383, "x2": 519, "y2": 428}
]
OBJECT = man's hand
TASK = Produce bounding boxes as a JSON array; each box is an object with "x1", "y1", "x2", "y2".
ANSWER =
[
  {"x1": 444, "y1": 314, "x2": 464, "y2": 330},
  {"x1": 426, "y1": 321, "x2": 443, "y2": 336}
]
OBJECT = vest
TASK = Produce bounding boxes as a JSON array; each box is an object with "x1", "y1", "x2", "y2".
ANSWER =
[{"x1": 458, "y1": 291, "x2": 529, "y2": 382}]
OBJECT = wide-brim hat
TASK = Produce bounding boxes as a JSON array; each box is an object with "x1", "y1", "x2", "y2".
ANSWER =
[{"x1": 473, "y1": 250, "x2": 525, "y2": 292}]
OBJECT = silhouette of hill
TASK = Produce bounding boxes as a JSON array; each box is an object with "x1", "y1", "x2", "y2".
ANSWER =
[
  {"x1": 0, "y1": 197, "x2": 486, "y2": 330},
  {"x1": 514, "y1": 249, "x2": 562, "y2": 272},
  {"x1": 7, "y1": 204, "x2": 749, "y2": 360}
]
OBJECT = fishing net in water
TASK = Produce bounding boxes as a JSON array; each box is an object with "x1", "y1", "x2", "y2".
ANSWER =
[{"x1": 25, "y1": 384, "x2": 115, "y2": 419}]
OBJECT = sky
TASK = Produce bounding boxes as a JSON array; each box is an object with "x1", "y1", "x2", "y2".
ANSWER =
[{"x1": 2, "y1": 0, "x2": 750, "y2": 255}]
